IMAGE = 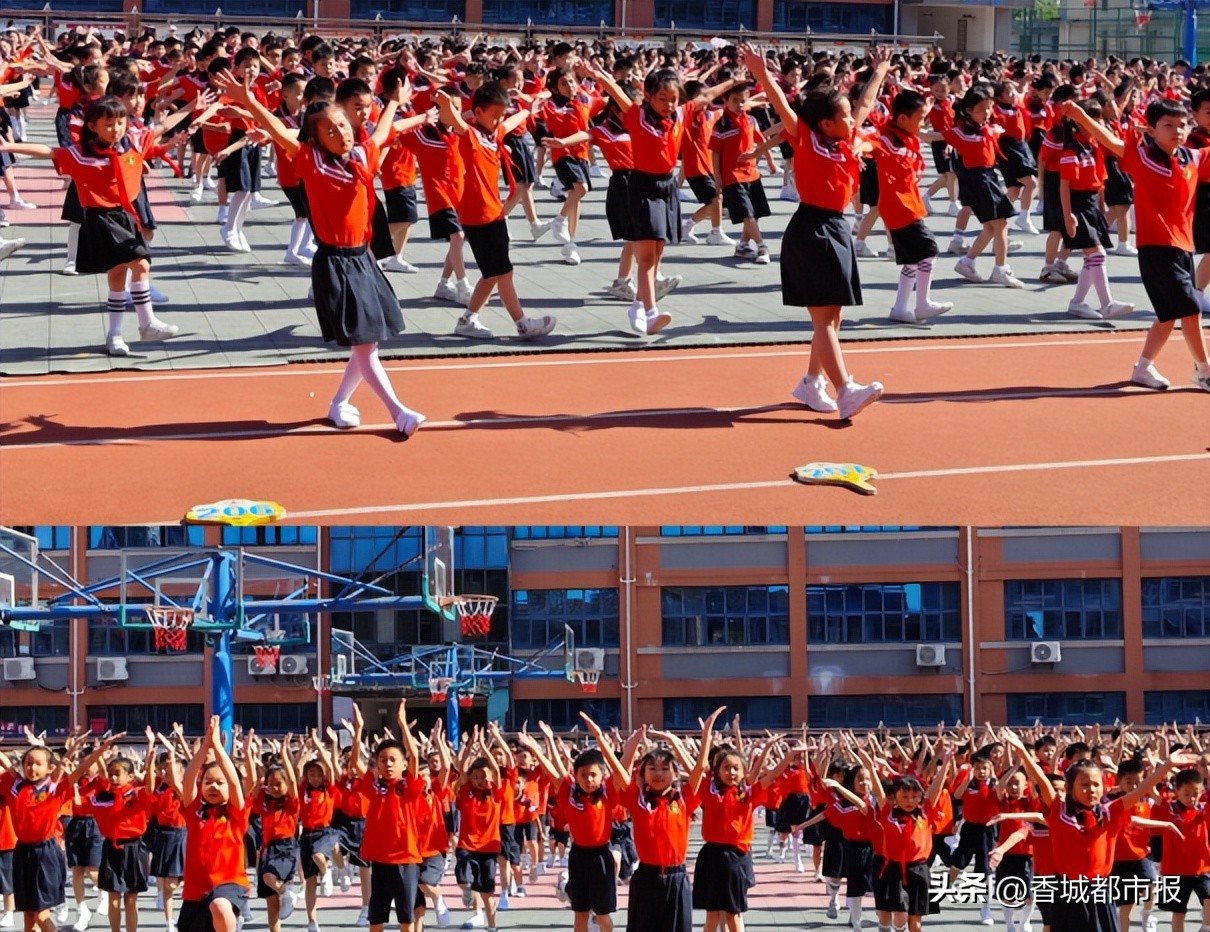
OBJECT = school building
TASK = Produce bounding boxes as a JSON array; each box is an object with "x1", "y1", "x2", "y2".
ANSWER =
[{"x1": 1, "y1": 526, "x2": 1207, "y2": 738}]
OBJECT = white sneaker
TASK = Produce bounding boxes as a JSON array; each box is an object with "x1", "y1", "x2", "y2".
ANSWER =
[
  {"x1": 434, "y1": 280, "x2": 459, "y2": 303},
  {"x1": 627, "y1": 301, "x2": 647, "y2": 336},
  {"x1": 435, "y1": 898, "x2": 450, "y2": 927},
  {"x1": 395, "y1": 408, "x2": 426, "y2": 438},
  {"x1": 338, "y1": 870, "x2": 351, "y2": 893},
  {"x1": 1100, "y1": 301, "x2": 1135, "y2": 319},
  {"x1": 1006, "y1": 240, "x2": 1025, "y2": 254},
  {"x1": 216, "y1": 205, "x2": 229, "y2": 225},
  {"x1": 706, "y1": 228, "x2": 736, "y2": 246},
  {"x1": 9, "y1": 196, "x2": 37, "y2": 210},
  {"x1": 1015, "y1": 214, "x2": 1040, "y2": 235},
  {"x1": 355, "y1": 907, "x2": 369, "y2": 927},
  {"x1": 606, "y1": 278, "x2": 636, "y2": 302},
  {"x1": 1055, "y1": 261, "x2": 1080, "y2": 283},
  {"x1": 530, "y1": 219, "x2": 552, "y2": 242},
  {"x1": 791, "y1": 374, "x2": 838, "y2": 413},
  {"x1": 139, "y1": 319, "x2": 180, "y2": 341},
  {"x1": 854, "y1": 239, "x2": 880, "y2": 259},
  {"x1": 455, "y1": 313, "x2": 495, "y2": 339},
  {"x1": 988, "y1": 266, "x2": 1025, "y2": 288},
  {"x1": 654, "y1": 275, "x2": 682, "y2": 300},
  {"x1": 947, "y1": 201, "x2": 961, "y2": 216},
  {"x1": 916, "y1": 300, "x2": 953, "y2": 321},
  {"x1": 56, "y1": 907, "x2": 71, "y2": 926},
  {"x1": 826, "y1": 904, "x2": 839, "y2": 920},
  {"x1": 645, "y1": 307, "x2": 672, "y2": 335},
  {"x1": 320, "y1": 871, "x2": 334, "y2": 897},
  {"x1": 889, "y1": 305, "x2": 917, "y2": 324},
  {"x1": 380, "y1": 255, "x2": 419, "y2": 273},
  {"x1": 980, "y1": 906, "x2": 994, "y2": 925},
  {"x1": 0, "y1": 238, "x2": 24, "y2": 262},
  {"x1": 516, "y1": 315, "x2": 556, "y2": 340},
  {"x1": 948, "y1": 235, "x2": 966, "y2": 255},
  {"x1": 550, "y1": 215, "x2": 571, "y2": 244},
  {"x1": 461, "y1": 914, "x2": 486, "y2": 930},
  {"x1": 588, "y1": 164, "x2": 604, "y2": 178},
  {"x1": 735, "y1": 242, "x2": 758, "y2": 261},
  {"x1": 73, "y1": 903, "x2": 92, "y2": 931},
  {"x1": 283, "y1": 251, "x2": 312, "y2": 267},
  {"x1": 795, "y1": 857, "x2": 805, "y2": 873},
  {"x1": 954, "y1": 256, "x2": 983, "y2": 282},
  {"x1": 279, "y1": 889, "x2": 296, "y2": 922},
  {"x1": 1111, "y1": 242, "x2": 1139, "y2": 257},
  {"x1": 554, "y1": 872, "x2": 569, "y2": 904},
  {"x1": 498, "y1": 890, "x2": 510, "y2": 911},
  {"x1": 329, "y1": 401, "x2": 361, "y2": 429},
  {"x1": 454, "y1": 280, "x2": 474, "y2": 306},
  {"x1": 1067, "y1": 301, "x2": 1101, "y2": 320},
  {"x1": 220, "y1": 226, "x2": 243, "y2": 253},
  {"x1": 680, "y1": 218, "x2": 699, "y2": 244},
  {"x1": 203, "y1": 176, "x2": 217, "y2": 191},
  {"x1": 1143, "y1": 914, "x2": 1158, "y2": 932},
  {"x1": 561, "y1": 243, "x2": 581, "y2": 265},
  {"x1": 779, "y1": 185, "x2": 798, "y2": 202},
  {"x1": 754, "y1": 244, "x2": 770, "y2": 265},
  {"x1": 252, "y1": 192, "x2": 278, "y2": 208},
  {"x1": 189, "y1": 186, "x2": 204, "y2": 203},
  {"x1": 307, "y1": 923, "x2": 320, "y2": 932},
  {"x1": 837, "y1": 380, "x2": 884, "y2": 419},
  {"x1": 0, "y1": 912, "x2": 13, "y2": 929},
  {"x1": 238, "y1": 232, "x2": 252, "y2": 253}
]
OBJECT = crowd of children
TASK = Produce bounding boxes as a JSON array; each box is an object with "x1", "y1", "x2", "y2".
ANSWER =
[
  {"x1": 3, "y1": 27, "x2": 1210, "y2": 427},
  {"x1": 0, "y1": 709, "x2": 1207, "y2": 932}
]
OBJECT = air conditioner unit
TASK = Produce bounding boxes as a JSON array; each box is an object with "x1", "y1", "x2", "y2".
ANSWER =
[
  {"x1": 97, "y1": 658, "x2": 128, "y2": 682},
  {"x1": 1030, "y1": 641, "x2": 1062, "y2": 664},
  {"x1": 2, "y1": 657, "x2": 35, "y2": 682},
  {"x1": 575, "y1": 648, "x2": 605, "y2": 672},
  {"x1": 248, "y1": 654, "x2": 276, "y2": 676},
  {"x1": 333, "y1": 653, "x2": 348, "y2": 678},
  {"x1": 278, "y1": 654, "x2": 308, "y2": 675},
  {"x1": 915, "y1": 644, "x2": 946, "y2": 667}
]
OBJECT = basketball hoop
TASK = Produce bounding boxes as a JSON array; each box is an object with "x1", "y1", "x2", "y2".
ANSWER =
[
  {"x1": 312, "y1": 675, "x2": 331, "y2": 696},
  {"x1": 429, "y1": 677, "x2": 453, "y2": 704},
  {"x1": 147, "y1": 607, "x2": 193, "y2": 653},
  {"x1": 454, "y1": 594, "x2": 498, "y2": 638},
  {"x1": 1135, "y1": 10, "x2": 1151, "y2": 26},
  {"x1": 254, "y1": 643, "x2": 281, "y2": 673},
  {"x1": 574, "y1": 670, "x2": 601, "y2": 694},
  {"x1": 1082, "y1": 0, "x2": 1096, "y2": 9},
  {"x1": 458, "y1": 693, "x2": 474, "y2": 709}
]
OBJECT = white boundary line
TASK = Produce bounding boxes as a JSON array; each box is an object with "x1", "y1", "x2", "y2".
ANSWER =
[{"x1": 1, "y1": 335, "x2": 1145, "y2": 389}]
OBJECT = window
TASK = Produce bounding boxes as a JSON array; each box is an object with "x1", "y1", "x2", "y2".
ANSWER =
[
  {"x1": 511, "y1": 589, "x2": 619, "y2": 648},
  {"x1": 0, "y1": 628, "x2": 17, "y2": 658},
  {"x1": 514, "y1": 527, "x2": 619, "y2": 539},
  {"x1": 1141, "y1": 577, "x2": 1210, "y2": 638},
  {"x1": 457, "y1": 528, "x2": 510, "y2": 569},
  {"x1": 805, "y1": 526, "x2": 936, "y2": 533},
  {"x1": 90, "y1": 704, "x2": 204, "y2": 735},
  {"x1": 481, "y1": 0, "x2": 611, "y2": 23},
  {"x1": 145, "y1": 0, "x2": 303, "y2": 11},
  {"x1": 664, "y1": 697, "x2": 790, "y2": 729},
  {"x1": 509, "y1": 698, "x2": 620, "y2": 730},
  {"x1": 1144, "y1": 691, "x2": 1210, "y2": 724},
  {"x1": 774, "y1": 1, "x2": 892, "y2": 34},
  {"x1": 32, "y1": 621, "x2": 69, "y2": 657},
  {"x1": 349, "y1": 0, "x2": 464, "y2": 20},
  {"x1": 328, "y1": 527, "x2": 424, "y2": 576},
  {"x1": 1005, "y1": 579, "x2": 1123, "y2": 639},
  {"x1": 808, "y1": 694, "x2": 962, "y2": 729},
  {"x1": 0, "y1": 705, "x2": 69, "y2": 739},
  {"x1": 9, "y1": 527, "x2": 71, "y2": 550},
  {"x1": 654, "y1": 0, "x2": 755, "y2": 29},
  {"x1": 88, "y1": 615, "x2": 206, "y2": 655},
  {"x1": 661, "y1": 586, "x2": 790, "y2": 646},
  {"x1": 661, "y1": 527, "x2": 787, "y2": 536},
  {"x1": 221, "y1": 526, "x2": 318, "y2": 546},
  {"x1": 89, "y1": 526, "x2": 204, "y2": 549},
  {"x1": 1006, "y1": 692, "x2": 1126, "y2": 726},
  {"x1": 235, "y1": 703, "x2": 317, "y2": 734},
  {"x1": 331, "y1": 570, "x2": 443, "y2": 649},
  {"x1": 806, "y1": 582, "x2": 960, "y2": 643}
]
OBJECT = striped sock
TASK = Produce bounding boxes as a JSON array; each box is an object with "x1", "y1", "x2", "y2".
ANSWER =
[
  {"x1": 106, "y1": 291, "x2": 126, "y2": 338},
  {"x1": 129, "y1": 283, "x2": 154, "y2": 329}
]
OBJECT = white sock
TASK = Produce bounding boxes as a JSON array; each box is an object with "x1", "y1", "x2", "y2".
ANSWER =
[
  {"x1": 915, "y1": 257, "x2": 935, "y2": 308},
  {"x1": 1072, "y1": 263, "x2": 1093, "y2": 305},
  {"x1": 229, "y1": 191, "x2": 252, "y2": 233},
  {"x1": 66, "y1": 222, "x2": 80, "y2": 264},
  {"x1": 351, "y1": 343, "x2": 409, "y2": 419},
  {"x1": 129, "y1": 282, "x2": 154, "y2": 328},
  {"x1": 1086, "y1": 251, "x2": 1111, "y2": 306},
  {"x1": 895, "y1": 264, "x2": 916, "y2": 309},
  {"x1": 1018, "y1": 904, "x2": 1034, "y2": 927},
  {"x1": 1003, "y1": 905, "x2": 1017, "y2": 929},
  {"x1": 106, "y1": 291, "x2": 126, "y2": 338},
  {"x1": 711, "y1": 226, "x2": 721, "y2": 234},
  {"x1": 848, "y1": 897, "x2": 862, "y2": 926},
  {"x1": 287, "y1": 218, "x2": 307, "y2": 255}
]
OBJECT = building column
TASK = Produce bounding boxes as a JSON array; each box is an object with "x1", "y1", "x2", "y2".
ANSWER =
[
  {"x1": 1119, "y1": 527, "x2": 1145, "y2": 724},
  {"x1": 755, "y1": 0, "x2": 774, "y2": 32},
  {"x1": 787, "y1": 528, "x2": 808, "y2": 728},
  {"x1": 69, "y1": 527, "x2": 89, "y2": 735},
  {"x1": 465, "y1": 0, "x2": 483, "y2": 26},
  {"x1": 624, "y1": 0, "x2": 656, "y2": 30}
]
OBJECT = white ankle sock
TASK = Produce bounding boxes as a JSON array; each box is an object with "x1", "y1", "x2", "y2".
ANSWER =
[
  {"x1": 895, "y1": 264, "x2": 917, "y2": 309},
  {"x1": 66, "y1": 222, "x2": 80, "y2": 264}
]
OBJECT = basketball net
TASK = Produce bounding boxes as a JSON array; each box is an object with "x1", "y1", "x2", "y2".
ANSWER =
[
  {"x1": 148, "y1": 607, "x2": 193, "y2": 653},
  {"x1": 575, "y1": 670, "x2": 601, "y2": 694},
  {"x1": 254, "y1": 643, "x2": 281, "y2": 672},
  {"x1": 429, "y1": 677, "x2": 453, "y2": 704},
  {"x1": 454, "y1": 594, "x2": 498, "y2": 638}
]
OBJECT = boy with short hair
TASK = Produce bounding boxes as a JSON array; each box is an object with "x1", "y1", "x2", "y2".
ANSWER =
[
  {"x1": 454, "y1": 728, "x2": 507, "y2": 932},
  {"x1": 1154, "y1": 769, "x2": 1210, "y2": 932},
  {"x1": 710, "y1": 83, "x2": 771, "y2": 264}
]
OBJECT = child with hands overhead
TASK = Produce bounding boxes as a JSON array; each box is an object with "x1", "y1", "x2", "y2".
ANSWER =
[
  {"x1": 452, "y1": 724, "x2": 508, "y2": 932},
  {"x1": 145, "y1": 728, "x2": 186, "y2": 932},
  {"x1": 246, "y1": 733, "x2": 300, "y2": 932}
]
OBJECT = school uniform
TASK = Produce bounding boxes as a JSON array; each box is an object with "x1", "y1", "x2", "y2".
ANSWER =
[
  {"x1": 781, "y1": 122, "x2": 863, "y2": 307},
  {"x1": 711, "y1": 110, "x2": 770, "y2": 226},
  {"x1": 298, "y1": 783, "x2": 341, "y2": 880},
  {"x1": 332, "y1": 774, "x2": 369, "y2": 868},
  {"x1": 623, "y1": 102, "x2": 692, "y2": 244},
  {"x1": 1058, "y1": 137, "x2": 1113, "y2": 251},
  {"x1": 495, "y1": 767, "x2": 521, "y2": 867},
  {"x1": 502, "y1": 99, "x2": 538, "y2": 185},
  {"x1": 871, "y1": 124, "x2": 937, "y2": 266},
  {"x1": 693, "y1": 779, "x2": 766, "y2": 915},
  {"x1": 541, "y1": 94, "x2": 595, "y2": 191},
  {"x1": 872, "y1": 802, "x2": 942, "y2": 917},
  {"x1": 51, "y1": 141, "x2": 151, "y2": 275},
  {"x1": 457, "y1": 124, "x2": 515, "y2": 281},
  {"x1": 857, "y1": 103, "x2": 889, "y2": 208},
  {"x1": 150, "y1": 783, "x2": 186, "y2": 878},
  {"x1": 556, "y1": 777, "x2": 616, "y2": 917},
  {"x1": 176, "y1": 800, "x2": 250, "y2": 932},
  {"x1": 623, "y1": 781, "x2": 699, "y2": 932},
  {"x1": 681, "y1": 105, "x2": 721, "y2": 205},
  {"x1": 1118, "y1": 126, "x2": 1210, "y2": 322},
  {"x1": 1186, "y1": 126, "x2": 1210, "y2": 253},
  {"x1": 87, "y1": 784, "x2": 156, "y2": 895},
  {"x1": 1103, "y1": 118, "x2": 1134, "y2": 209},
  {"x1": 1108, "y1": 793, "x2": 1158, "y2": 906},
  {"x1": 1153, "y1": 797, "x2": 1210, "y2": 913},
  {"x1": 379, "y1": 121, "x2": 419, "y2": 226},
  {"x1": 927, "y1": 96, "x2": 955, "y2": 175},
  {"x1": 1046, "y1": 795, "x2": 1130, "y2": 932},
  {"x1": 0, "y1": 802, "x2": 14, "y2": 897},
  {"x1": 65, "y1": 776, "x2": 104, "y2": 869},
  {"x1": 53, "y1": 71, "x2": 80, "y2": 148},
  {"x1": 455, "y1": 783, "x2": 504, "y2": 896},
  {"x1": 353, "y1": 773, "x2": 425, "y2": 925},
  {"x1": 609, "y1": 807, "x2": 637, "y2": 882},
  {"x1": 293, "y1": 139, "x2": 403, "y2": 346},
  {"x1": 951, "y1": 777, "x2": 998, "y2": 875},
  {"x1": 273, "y1": 107, "x2": 308, "y2": 219},
  {"x1": 400, "y1": 124, "x2": 464, "y2": 241},
  {"x1": 1039, "y1": 126, "x2": 1069, "y2": 234},
  {"x1": 215, "y1": 89, "x2": 265, "y2": 194},
  {"x1": 993, "y1": 100, "x2": 1038, "y2": 183},
  {"x1": 773, "y1": 766, "x2": 809, "y2": 836},
  {"x1": 592, "y1": 119, "x2": 634, "y2": 241},
  {"x1": 992, "y1": 797, "x2": 1036, "y2": 907},
  {"x1": 418, "y1": 778, "x2": 451, "y2": 890},
  {"x1": 253, "y1": 791, "x2": 299, "y2": 898},
  {"x1": 1026, "y1": 96, "x2": 1055, "y2": 161},
  {"x1": 944, "y1": 119, "x2": 1016, "y2": 224},
  {"x1": 832, "y1": 796, "x2": 877, "y2": 899},
  {"x1": 801, "y1": 778, "x2": 830, "y2": 849},
  {"x1": 0, "y1": 772, "x2": 72, "y2": 912}
]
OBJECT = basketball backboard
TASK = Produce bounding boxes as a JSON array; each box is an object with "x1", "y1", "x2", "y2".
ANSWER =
[
  {"x1": 0, "y1": 528, "x2": 40, "y2": 630},
  {"x1": 564, "y1": 623, "x2": 575, "y2": 682},
  {"x1": 423, "y1": 527, "x2": 456, "y2": 622}
]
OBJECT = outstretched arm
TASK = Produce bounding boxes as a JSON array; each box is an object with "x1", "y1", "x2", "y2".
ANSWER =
[
  {"x1": 741, "y1": 45, "x2": 795, "y2": 139},
  {"x1": 1060, "y1": 99, "x2": 1126, "y2": 158},
  {"x1": 211, "y1": 68, "x2": 300, "y2": 158}
]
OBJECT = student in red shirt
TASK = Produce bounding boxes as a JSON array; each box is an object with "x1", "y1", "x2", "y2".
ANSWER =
[
  {"x1": 992, "y1": 81, "x2": 1040, "y2": 235},
  {"x1": 985, "y1": 768, "x2": 1037, "y2": 932},
  {"x1": 870, "y1": 89, "x2": 953, "y2": 324},
  {"x1": 146, "y1": 741, "x2": 186, "y2": 932},
  {"x1": 453, "y1": 725, "x2": 509, "y2": 932},
  {"x1": 417, "y1": 735, "x2": 452, "y2": 929},
  {"x1": 296, "y1": 739, "x2": 341, "y2": 930},
  {"x1": 217, "y1": 68, "x2": 426, "y2": 437},
  {"x1": 925, "y1": 75, "x2": 958, "y2": 214},
  {"x1": 1105, "y1": 759, "x2": 1161, "y2": 932},
  {"x1": 1036, "y1": 83, "x2": 1082, "y2": 287},
  {"x1": 677, "y1": 80, "x2": 727, "y2": 248},
  {"x1": 742, "y1": 42, "x2": 890, "y2": 421},
  {"x1": 1063, "y1": 97, "x2": 1210, "y2": 393},
  {"x1": 332, "y1": 750, "x2": 371, "y2": 925},
  {"x1": 494, "y1": 62, "x2": 553, "y2": 246},
  {"x1": 1058, "y1": 98, "x2": 1134, "y2": 320},
  {"x1": 86, "y1": 749, "x2": 157, "y2": 932},
  {"x1": 436, "y1": 82, "x2": 557, "y2": 342},
  {"x1": 271, "y1": 72, "x2": 312, "y2": 267},
  {"x1": 176, "y1": 715, "x2": 249, "y2": 932},
  {"x1": 0, "y1": 781, "x2": 14, "y2": 928},
  {"x1": 64, "y1": 757, "x2": 105, "y2": 931},
  {"x1": 948, "y1": 751, "x2": 1000, "y2": 924},
  {"x1": 1102, "y1": 83, "x2": 1139, "y2": 259},
  {"x1": 538, "y1": 67, "x2": 597, "y2": 266},
  {"x1": 710, "y1": 83, "x2": 772, "y2": 264},
  {"x1": 247, "y1": 737, "x2": 300, "y2": 932},
  {"x1": 590, "y1": 88, "x2": 643, "y2": 303},
  {"x1": 1154, "y1": 769, "x2": 1210, "y2": 932}
]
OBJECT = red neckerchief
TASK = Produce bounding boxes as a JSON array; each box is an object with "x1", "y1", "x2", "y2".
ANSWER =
[{"x1": 86, "y1": 140, "x2": 141, "y2": 230}]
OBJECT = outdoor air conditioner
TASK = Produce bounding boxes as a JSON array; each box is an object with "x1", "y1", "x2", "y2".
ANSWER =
[
  {"x1": 2, "y1": 657, "x2": 35, "y2": 682},
  {"x1": 1030, "y1": 641, "x2": 1062, "y2": 664},
  {"x1": 575, "y1": 648, "x2": 605, "y2": 672},
  {"x1": 278, "y1": 654, "x2": 308, "y2": 675},
  {"x1": 915, "y1": 644, "x2": 946, "y2": 667},
  {"x1": 248, "y1": 654, "x2": 277, "y2": 676},
  {"x1": 97, "y1": 658, "x2": 128, "y2": 682}
]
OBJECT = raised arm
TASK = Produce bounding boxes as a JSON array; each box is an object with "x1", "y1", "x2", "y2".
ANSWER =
[
  {"x1": 850, "y1": 48, "x2": 893, "y2": 132},
  {"x1": 436, "y1": 91, "x2": 470, "y2": 135},
  {"x1": 210, "y1": 715, "x2": 244, "y2": 811},
  {"x1": 346, "y1": 705, "x2": 366, "y2": 778},
  {"x1": 588, "y1": 62, "x2": 634, "y2": 114},
  {"x1": 580, "y1": 712, "x2": 634, "y2": 790},
  {"x1": 515, "y1": 728, "x2": 563, "y2": 786},
  {"x1": 1060, "y1": 99, "x2": 1126, "y2": 158},
  {"x1": 211, "y1": 68, "x2": 300, "y2": 158},
  {"x1": 741, "y1": 45, "x2": 795, "y2": 139},
  {"x1": 396, "y1": 700, "x2": 420, "y2": 781}
]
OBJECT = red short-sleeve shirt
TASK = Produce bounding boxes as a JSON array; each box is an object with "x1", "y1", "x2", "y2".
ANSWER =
[{"x1": 293, "y1": 140, "x2": 381, "y2": 248}]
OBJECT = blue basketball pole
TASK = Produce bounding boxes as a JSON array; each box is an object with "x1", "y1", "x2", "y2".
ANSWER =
[
  {"x1": 1186, "y1": 2, "x2": 1197, "y2": 65},
  {"x1": 210, "y1": 551, "x2": 236, "y2": 749},
  {"x1": 446, "y1": 692, "x2": 461, "y2": 750}
]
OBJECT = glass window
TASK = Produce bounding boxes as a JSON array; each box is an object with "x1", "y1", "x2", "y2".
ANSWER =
[
  {"x1": 807, "y1": 582, "x2": 960, "y2": 643},
  {"x1": 1144, "y1": 690, "x2": 1210, "y2": 724},
  {"x1": 514, "y1": 527, "x2": 619, "y2": 539},
  {"x1": 660, "y1": 586, "x2": 790, "y2": 646},
  {"x1": 654, "y1": 0, "x2": 755, "y2": 28},
  {"x1": 660, "y1": 527, "x2": 787, "y2": 536},
  {"x1": 511, "y1": 588, "x2": 619, "y2": 648},
  {"x1": 234, "y1": 703, "x2": 318, "y2": 734},
  {"x1": 348, "y1": 0, "x2": 464, "y2": 18},
  {"x1": 509, "y1": 698, "x2": 620, "y2": 730},
  {"x1": 9, "y1": 527, "x2": 72, "y2": 550},
  {"x1": 0, "y1": 628, "x2": 18, "y2": 658},
  {"x1": 1005, "y1": 692, "x2": 1126, "y2": 726},
  {"x1": 89, "y1": 526, "x2": 204, "y2": 549},
  {"x1": 32, "y1": 621, "x2": 69, "y2": 657},
  {"x1": 1141, "y1": 577, "x2": 1210, "y2": 638},
  {"x1": 1004, "y1": 579, "x2": 1123, "y2": 639},
  {"x1": 480, "y1": 0, "x2": 611, "y2": 23},
  {"x1": 0, "y1": 705, "x2": 69, "y2": 739},
  {"x1": 221, "y1": 526, "x2": 318, "y2": 546},
  {"x1": 328, "y1": 527, "x2": 425, "y2": 576},
  {"x1": 807, "y1": 694, "x2": 962, "y2": 729},
  {"x1": 663, "y1": 697, "x2": 790, "y2": 729},
  {"x1": 804, "y1": 526, "x2": 942, "y2": 533},
  {"x1": 774, "y1": 1, "x2": 892, "y2": 34},
  {"x1": 144, "y1": 0, "x2": 304, "y2": 11},
  {"x1": 90, "y1": 704, "x2": 204, "y2": 735}
]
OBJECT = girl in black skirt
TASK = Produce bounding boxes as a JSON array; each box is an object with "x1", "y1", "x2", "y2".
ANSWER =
[
  {"x1": 217, "y1": 69, "x2": 425, "y2": 437},
  {"x1": 1, "y1": 96, "x2": 181, "y2": 357},
  {"x1": 248, "y1": 753, "x2": 301, "y2": 932},
  {"x1": 743, "y1": 43, "x2": 891, "y2": 421},
  {"x1": 828, "y1": 761, "x2": 880, "y2": 931},
  {"x1": 1102, "y1": 84, "x2": 1138, "y2": 258},
  {"x1": 591, "y1": 90, "x2": 640, "y2": 302},
  {"x1": 147, "y1": 749, "x2": 187, "y2": 932}
]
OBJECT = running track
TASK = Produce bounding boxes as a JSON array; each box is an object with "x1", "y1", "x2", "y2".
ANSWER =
[{"x1": 2, "y1": 332, "x2": 1208, "y2": 525}]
